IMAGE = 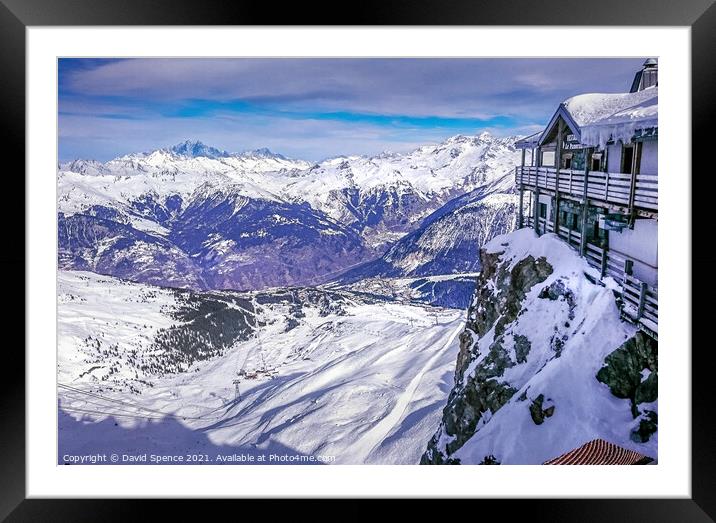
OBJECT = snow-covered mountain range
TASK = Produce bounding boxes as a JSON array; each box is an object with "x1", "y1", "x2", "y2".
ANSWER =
[
  {"x1": 58, "y1": 133, "x2": 521, "y2": 292},
  {"x1": 335, "y1": 173, "x2": 517, "y2": 283}
]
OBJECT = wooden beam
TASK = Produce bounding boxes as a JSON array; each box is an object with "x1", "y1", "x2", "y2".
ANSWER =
[
  {"x1": 580, "y1": 148, "x2": 592, "y2": 257},
  {"x1": 533, "y1": 188, "x2": 541, "y2": 236},
  {"x1": 518, "y1": 167, "x2": 524, "y2": 228},
  {"x1": 627, "y1": 141, "x2": 642, "y2": 227},
  {"x1": 528, "y1": 190, "x2": 533, "y2": 228},
  {"x1": 553, "y1": 119, "x2": 564, "y2": 233},
  {"x1": 600, "y1": 247, "x2": 608, "y2": 278},
  {"x1": 637, "y1": 281, "x2": 648, "y2": 319}
]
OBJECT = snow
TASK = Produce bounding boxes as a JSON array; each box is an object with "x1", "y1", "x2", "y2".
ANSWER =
[
  {"x1": 452, "y1": 229, "x2": 656, "y2": 464},
  {"x1": 58, "y1": 270, "x2": 464, "y2": 464},
  {"x1": 563, "y1": 86, "x2": 657, "y2": 127},
  {"x1": 58, "y1": 134, "x2": 520, "y2": 238},
  {"x1": 485, "y1": 228, "x2": 592, "y2": 277},
  {"x1": 563, "y1": 86, "x2": 658, "y2": 148},
  {"x1": 580, "y1": 94, "x2": 658, "y2": 148}
]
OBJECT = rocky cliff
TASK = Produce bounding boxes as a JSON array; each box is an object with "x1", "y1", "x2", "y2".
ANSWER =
[{"x1": 421, "y1": 229, "x2": 658, "y2": 464}]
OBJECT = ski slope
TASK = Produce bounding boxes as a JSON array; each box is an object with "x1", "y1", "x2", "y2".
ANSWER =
[{"x1": 58, "y1": 271, "x2": 464, "y2": 464}]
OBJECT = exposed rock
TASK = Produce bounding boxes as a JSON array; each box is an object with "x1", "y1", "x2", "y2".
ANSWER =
[
  {"x1": 631, "y1": 410, "x2": 658, "y2": 443},
  {"x1": 596, "y1": 331, "x2": 658, "y2": 417},
  {"x1": 421, "y1": 240, "x2": 552, "y2": 464},
  {"x1": 529, "y1": 394, "x2": 555, "y2": 425},
  {"x1": 420, "y1": 229, "x2": 657, "y2": 465},
  {"x1": 514, "y1": 334, "x2": 531, "y2": 364},
  {"x1": 479, "y1": 454, "x2": 501, "y2": 465}
]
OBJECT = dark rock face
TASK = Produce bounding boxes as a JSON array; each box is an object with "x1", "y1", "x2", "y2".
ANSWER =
[
  {"x1": 528, "y1": 394, "x2": 555, "y2": 425},
  {"x1": 421, "y1": 245, "x2": 553, "y2": 464},
  {"x1": 596, "y1": 331, "x2": 658, "y2": 415},
  {"x1": 514, "y1": 335, "x2": 531, "y2": 364},
  {"x1": 454, "y1": 253, "x2": 553, "y2": 378},
  {"x1": 596, "y1": 331, "x2": 658, "y2": 441},
  {"x1": 632, "y1": 410, "x2": 658, "y2": 443}
]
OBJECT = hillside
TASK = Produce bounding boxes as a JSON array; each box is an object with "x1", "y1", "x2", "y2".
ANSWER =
[
  {"x1": 58, "y1": 271, "x2": 464, "y2": 464},
  {"x1": 421, "y1": 229, "x2": 658, "y2": 465}
]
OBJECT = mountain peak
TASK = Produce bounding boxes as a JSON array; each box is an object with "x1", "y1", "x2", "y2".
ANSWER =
[
  {"x1": 169, "y1": 140, "x2": 230, "y2": 159},
  {"x1": 241, "y1": 147, "x2": 287, "y2": 160},
  {"x1": 444, "y1": 132, "x2": 492, "y2": 146}
]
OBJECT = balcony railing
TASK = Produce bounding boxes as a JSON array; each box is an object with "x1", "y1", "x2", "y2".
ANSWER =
[
  {"x1": 524, "y1": 215, "x2": 657, "y2": 337},
  {"x1": 516, "y1": 166, "x2": 657, "y2": 214}
]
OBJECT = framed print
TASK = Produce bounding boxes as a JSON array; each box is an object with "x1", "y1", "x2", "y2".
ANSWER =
[{"x1": 3, "y1": 0, "x2": 715, "y2": 519}]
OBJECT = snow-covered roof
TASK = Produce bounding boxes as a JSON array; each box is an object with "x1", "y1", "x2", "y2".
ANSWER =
[
  {"x1": 536, "y1": 86, "x2": 658, "y2": 148},
  {"x1": 514, "y1": 131, "x2": 542, "y2": 149},
  {"x1": 578, "y1": 88, "x2": 658, "y2": 148},
  {"x1": 562, "y1": 86, "x2": 657, "y2": 127}
]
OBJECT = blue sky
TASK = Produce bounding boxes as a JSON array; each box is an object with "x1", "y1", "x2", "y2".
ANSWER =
[{"x1": 58, "y1": 58, "x2": 647, "y2": 162}]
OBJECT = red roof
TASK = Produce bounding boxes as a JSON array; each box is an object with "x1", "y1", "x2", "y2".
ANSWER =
[{"x1": 543, "y1": 438, "x2": 653, "y2": 465}]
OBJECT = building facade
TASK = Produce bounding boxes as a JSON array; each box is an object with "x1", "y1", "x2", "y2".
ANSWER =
[{"x1": 515, "y1": 59, "x2": 658, "y2": 338}]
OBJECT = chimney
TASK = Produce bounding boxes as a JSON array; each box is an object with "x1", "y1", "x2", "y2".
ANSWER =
[{"x1": 630, "y1": 58, "x2": 658, "y2": 93}]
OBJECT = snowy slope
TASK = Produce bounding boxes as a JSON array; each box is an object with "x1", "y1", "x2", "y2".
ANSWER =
[
  {"x1": 422, "y1": 229, "x2": 658, "y2": 464},
  {"x1": 58, "y1": 270, "x2": 464, "y2": 464},
  {"x1": 336, "y1": 173, "x2": 518, "y2": 286}
]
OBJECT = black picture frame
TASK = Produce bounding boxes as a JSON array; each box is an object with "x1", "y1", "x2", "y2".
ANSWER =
[{"x1": 2, "y1": 0, "x2": 713, "y2": 519}]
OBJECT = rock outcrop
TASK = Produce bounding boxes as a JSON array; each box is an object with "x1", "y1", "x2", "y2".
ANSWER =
[{"x1": 421, "y1": 229, "x2": 658, "y2": 465}]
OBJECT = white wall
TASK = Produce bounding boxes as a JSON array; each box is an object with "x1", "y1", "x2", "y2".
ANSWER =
[
  {"x1": 605, "y1": 140, "x2": 657, "y2": 175},
  {"x1": 609, "y1": 218, "x2": 658, "y2": 286},
  {"x1": 639, "y1": 140, "x2": 658, "y2": 175},
  {"x1": 606, "y1": 143, "x2": 622, "y2": 172}
]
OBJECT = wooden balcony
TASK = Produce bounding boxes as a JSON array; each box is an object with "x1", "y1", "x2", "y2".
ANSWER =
[
  {"x1": 525, "y1": 216, "x2": 658, "y2": 337},
  {"x1": 516, "y1": 166, "x2": 657, "y2": 217}
]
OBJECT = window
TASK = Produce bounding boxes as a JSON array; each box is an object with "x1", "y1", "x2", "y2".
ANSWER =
[
  {"x1": 563, "y1": 154, "x2": 572, "y2": 169},
  {"x1": 561, "y1": 211, "x2": 581, "y2": 232},
  {"x1": 541, "y1": 150, "x2": 555, "y2": 167},
  {"x1": 591, "y1": 154, "x2": 602, "y2": 172},
  {"x1": 538, "y1": 203, "x2": 548, "y2": 219}
]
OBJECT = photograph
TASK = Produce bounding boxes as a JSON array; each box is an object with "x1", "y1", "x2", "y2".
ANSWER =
[{"x1": 56, "y1": 57, "x2": 658, "y2": 466}]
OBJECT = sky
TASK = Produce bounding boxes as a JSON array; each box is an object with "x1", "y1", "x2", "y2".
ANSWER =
[{"x1": 58, "y1": 58, "x2": 648, "y2": 162}]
